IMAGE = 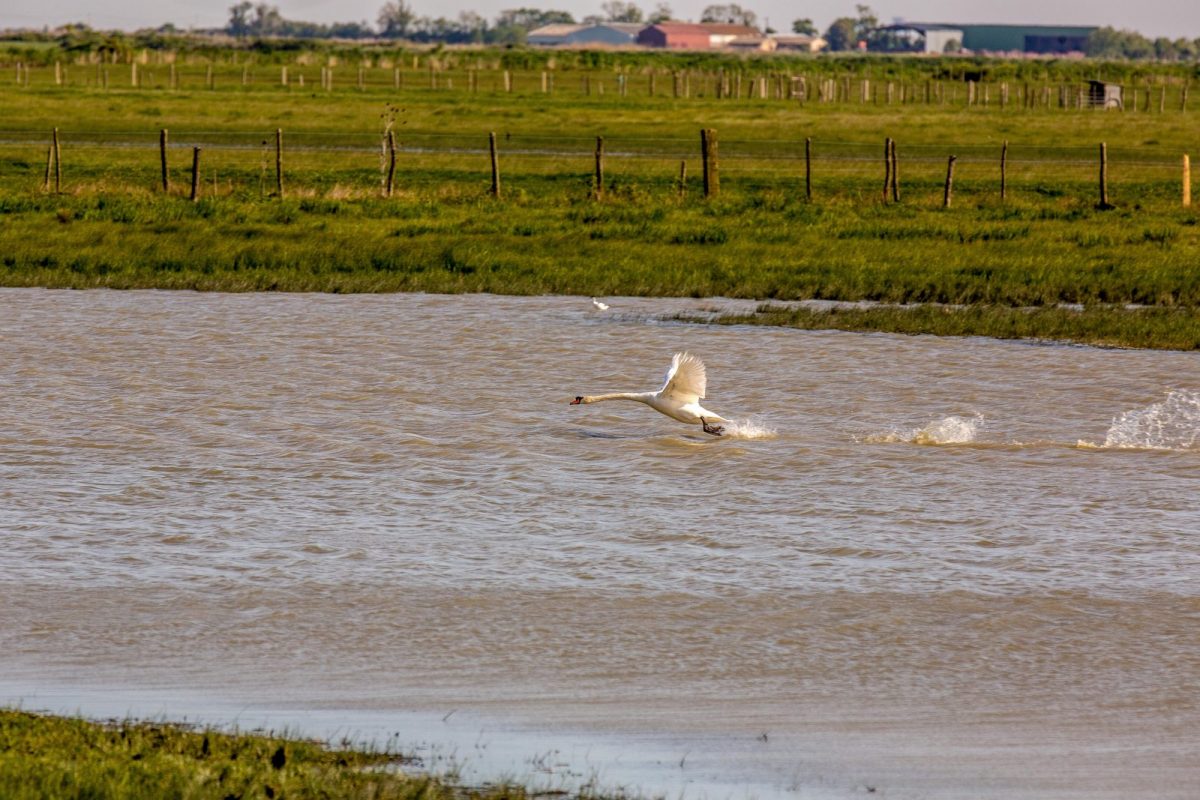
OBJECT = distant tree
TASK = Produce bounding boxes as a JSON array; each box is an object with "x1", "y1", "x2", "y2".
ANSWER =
[
  {"x1": 700, "y1": 4, "x2": 757, "y2": 28},
  {"x1": 1085, "y1": 26, "x2": 1154, "y2": 59},
  {"x1": 648, "y1": 2, "x2": 672, "y2": 23},
  {"x1": 228, "y1": 1, "x2": 253, "y2": 37},
  {"x1": 791, "y1": 17, "x2": 815, "y2": 35},
  {"x1": 601, "y1": 1, "x2": 643, "y2": 23},
  {"x1": 1153, "y1": 36, "x2": 1176, "y2": 60},
  {"x1": 377, "y1": 0, "x2": 416, "y2": 37},
  {"x1": 823, "y1": 16, "x2": 856, "y2": 51},
  {"x1": 494, "y1": 7, "x2": 575, "y2": 30},
  {"x1": 251, "y1": 3, "x2": 285, "y2": 36},
  {"x1": 457, "y1": 10, "x2": 488, "y2": 42},
  {"x1": 582, "y1": 14, "x2": 606, "y2": 24}
]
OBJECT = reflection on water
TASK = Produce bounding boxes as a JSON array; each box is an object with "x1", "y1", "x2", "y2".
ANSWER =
[{"x1": 1, "y1": 289, "x2": 1197, "y2": 800}]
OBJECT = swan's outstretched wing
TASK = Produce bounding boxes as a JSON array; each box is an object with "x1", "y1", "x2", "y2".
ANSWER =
[{"x1": 659, "y1": 352, "x2": 707, "y2": 403}]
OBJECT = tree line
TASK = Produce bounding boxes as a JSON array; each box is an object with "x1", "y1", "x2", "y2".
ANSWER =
[{"x1": 10, "y1": 0, "x2": 1196, "y2": 60}]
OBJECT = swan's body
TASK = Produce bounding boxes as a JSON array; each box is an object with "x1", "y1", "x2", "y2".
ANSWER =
[
  {"x1": 570, "y1": 352, "x2": 727, "y2": 435},
  {"x1": 591, "y1": 298, "x2": 610, "y2": 311}
]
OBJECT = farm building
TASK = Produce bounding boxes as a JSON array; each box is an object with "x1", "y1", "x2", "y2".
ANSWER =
[
  {"x1": 1087, "y1": 80, "x2": 1123, "y2": 109},
  {"x1": 637, "y1": 23, "x2": 712, "y2": 49},
  {"x1": 771, "y1": 33, "x2": 826, "y2": 52},
  {"x1": 699, "y1": 23, "x2": 761, "y2": 47},
  {"x1": 563, "y1": 23, "x2": 643, "y2": 46},
  {"x1": 727, "y1": 36, "x2": 776, "y2": 52},
  {"x1": 873, "y1": 22, "x2": 1097, "y2": 54},
  {"x1": 527, "y1": 24, "x2": 585, "y2": 45}
]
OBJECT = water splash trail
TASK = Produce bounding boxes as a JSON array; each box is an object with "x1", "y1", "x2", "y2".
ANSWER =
[
  {"x1": 1079, "y1": 389, "x2": 1200, "y2": 451},
  {"x1": 861, "y1": 415, "x2": 984, "y2": 446},
  {"x1": 721, "y1": 417, "x2": 777, "y2": 440}
]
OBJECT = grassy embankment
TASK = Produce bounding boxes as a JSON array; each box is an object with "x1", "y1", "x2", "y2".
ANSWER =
[
  {"x1": 0, "y1": 708, "x2": 550, "y2": 800},
  {"x1": 0, "y1": 54, "x2": 1198, "y2": 349}
]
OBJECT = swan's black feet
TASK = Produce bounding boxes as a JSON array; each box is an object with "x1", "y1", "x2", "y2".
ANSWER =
[{"x1": 701, "y1": 417, "x2": 724, "y2": 436}]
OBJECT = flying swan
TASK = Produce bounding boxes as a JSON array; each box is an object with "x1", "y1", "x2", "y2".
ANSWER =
[{"x1": 570, "y1": 352, "x2": 728, "y2": 436}]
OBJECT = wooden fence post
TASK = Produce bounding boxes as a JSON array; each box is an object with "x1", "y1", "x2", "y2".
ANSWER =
[
  {"x1": 160, "y1": 128, "x2": 169, "y2": 193},
  {"x1": 190, "y1": 147, "x2": 201, "y2": 202},
  {"x1": 678, "y1": 160, "x2": 687, "y2": 198},
  {"x1": 700, "y1": 128, "x2": 718, "y2": 198},
  {"x1": 43, "y1": 144, "x2": 53, "y2": 191},
  {"x1": 1000, "y1": 140, "x2": 1008, "y2": 200},
  {"x1": 890, "y1": 138, "x2": 899, "y2": 202},
  {"x1": 1184, "y1": 154, "x2": 1191, "y2": 208},
  {"x1": 275, "y1": 128, "x2": 284, "y2": 197},
  {"x1": 943, "y1": 155, "x2": 957, "y2": 208},
  {"x1": 805, "y1": 136, "x2": 812, "y2": 201},
  {"x1": 594, "y1": 136, "x2": 604, "y2": 199},
  {"x1": 1097, "y1": 142, "x2": 1112, "y2": 209},
  {"x1": 883, "y1": 137, "x2": 892, "y2": 203},
  {"x1": 386, "y1": 130, "x2": 397, "y2": 197},
  {"x1": 52, "y1": 127, "x2": 61, "y2": 193},
  {"x1": 489, "y1": 131, "x2": 500, "y2": 198}
]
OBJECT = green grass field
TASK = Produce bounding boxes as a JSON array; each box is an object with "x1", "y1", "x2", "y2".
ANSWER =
[
  {"x1": 1, "y1": 51, "x2": 1198, "y2": 349},
  {"x1": 0, "y1": 708, "x2": 549, "y2": 800}
]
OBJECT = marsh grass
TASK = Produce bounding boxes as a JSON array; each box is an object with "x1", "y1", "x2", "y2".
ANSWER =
[
  {"x1": 701, "y1": 303, "x2": 1200, "y2": 351},
  {"x1": 0, "y1": 708, "x2": 531, "y2": 800}
]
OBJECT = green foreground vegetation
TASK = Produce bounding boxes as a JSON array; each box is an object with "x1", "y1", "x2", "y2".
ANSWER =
[
  {"x1": 0, "y1": 708, "x2": 547, "y2": 800},
  {"x1": 1, "y1": 53, "x2": 1198, "y2": 349}
]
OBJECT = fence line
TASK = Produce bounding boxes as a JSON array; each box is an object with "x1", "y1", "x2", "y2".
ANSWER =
[
  {"x1": 2, "y1": 125, "x2": 1192, "y2": 209},
  {"x1": 2, "y1": 61, "x2": 1197, "y2": 113}
]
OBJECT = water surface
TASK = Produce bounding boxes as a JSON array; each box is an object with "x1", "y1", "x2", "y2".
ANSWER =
[{"x1": 1, "y1": 289, "x2": 1197, "y2": 799}]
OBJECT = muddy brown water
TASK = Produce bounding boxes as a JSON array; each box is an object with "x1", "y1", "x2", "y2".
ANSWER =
[{"x1": 2, "y1": 289, "x2": 1197, "y2": 799}]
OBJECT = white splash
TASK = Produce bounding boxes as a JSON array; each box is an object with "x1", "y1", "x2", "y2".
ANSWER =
[
  {"x1": 1087, "y1": 390, "x2": 1200, "y2": 451},
  {"x1": 721, "y1": 417, "x2": 778, "y2": 440},
  {"x1": 863, "y1": 415, "x2": 984, "y2": 446}
]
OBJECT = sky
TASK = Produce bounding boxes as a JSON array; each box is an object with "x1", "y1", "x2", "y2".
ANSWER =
[{"x1": 4, "y1": 0, "x2": 1198, "y2": 39}]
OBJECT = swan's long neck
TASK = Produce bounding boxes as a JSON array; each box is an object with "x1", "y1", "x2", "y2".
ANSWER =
[{"x1": 580, "y1": 392, "x2": 654, "y2": 405}]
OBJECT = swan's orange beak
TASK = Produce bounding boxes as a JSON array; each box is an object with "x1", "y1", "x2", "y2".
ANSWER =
[{"x1": 569, "y1": 396, "x2": 582, "y2": 405}]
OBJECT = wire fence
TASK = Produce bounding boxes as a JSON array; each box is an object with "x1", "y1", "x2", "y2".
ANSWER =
[
  {"x1": 4, "y1": 60, "x2": 1198, "y2": 112},
  {"x1": 1, "y1": 126, "x2": 1193, "y2": 207}
]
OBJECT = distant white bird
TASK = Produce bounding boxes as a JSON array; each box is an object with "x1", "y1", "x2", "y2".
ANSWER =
[
  {"x1": 591, "y1": 298, "x2": 610, "y2": 311},
  {"x1": 570, "y1": 352, "x2": 728, "y2": 435}
]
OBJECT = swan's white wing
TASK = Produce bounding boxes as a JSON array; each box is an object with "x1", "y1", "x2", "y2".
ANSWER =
[{"x1": 659, "y1": 352, "x2": 707, "y2": 403}]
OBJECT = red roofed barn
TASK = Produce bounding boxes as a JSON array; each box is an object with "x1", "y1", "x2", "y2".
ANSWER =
[{"x1": 637, "y1": 23, "x2": 712, "y2": 49}]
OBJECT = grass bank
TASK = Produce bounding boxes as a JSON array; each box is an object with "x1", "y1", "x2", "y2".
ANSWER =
[
  {"x1": 1, "y1": 79, "x2": 1198, "y2": 350},
  {"x1": 699, "y1": 303, "x2": 1200, "y2": 350},
  {"x1": 0, "y1": 708, "x2": 552, "y2": 800}
]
